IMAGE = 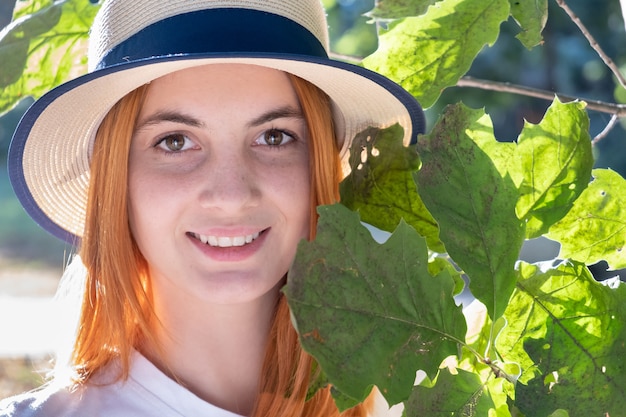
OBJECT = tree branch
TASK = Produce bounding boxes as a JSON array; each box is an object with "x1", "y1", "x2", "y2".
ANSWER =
[
  {"x1": 592, "y1": 114, "x2": 620, "y2": 145},
  {"x1": 554, "y1": 0, "x2": 626, "y2": 89},
  {"x1": 456, "y1": 76, "x2": 626, "y2": 117}
]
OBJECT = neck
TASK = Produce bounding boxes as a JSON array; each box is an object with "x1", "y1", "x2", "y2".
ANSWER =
[{"x1": 141, "y1": 287, "x2": 279, "y2": 416}]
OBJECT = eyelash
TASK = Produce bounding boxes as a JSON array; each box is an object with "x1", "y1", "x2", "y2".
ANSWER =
[
  {"x1": 255, "y1": 128, "x2": 299, "y2": 148},
  {"x1": 151, "y1": 127, "x2": 300, "y2": 156},
  {"x1": 153, "y1": 133, "x2": 196, "y2": 155}
]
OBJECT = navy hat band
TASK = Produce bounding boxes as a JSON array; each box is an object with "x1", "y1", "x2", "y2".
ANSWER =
[{"x1": 96, "y1": 8, "x2": 329, "y2": 70}]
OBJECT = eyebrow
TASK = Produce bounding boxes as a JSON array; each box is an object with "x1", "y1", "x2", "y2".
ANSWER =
[
  {"x1": 135, "y1": 111, "x2": 204, "y2": 132},
  {"x1": 135, "y1": 105, "x2": 304, "y2": 133},
  {"x1": 246, "y1": 105, "x2": 304, "y2": 127}
]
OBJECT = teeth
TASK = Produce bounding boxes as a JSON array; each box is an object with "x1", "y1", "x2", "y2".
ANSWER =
[{"x1": 196, "y1": 232, "x2": 260, "y2": 247}]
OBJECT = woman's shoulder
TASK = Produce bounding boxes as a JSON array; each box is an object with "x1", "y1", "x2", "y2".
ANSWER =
[
  {"x1": 0, "y1": 371, "x2": 158, "y2": 417},
  {"x1": 0, "y1": 383, "x2": 82, "y2": 417},
  {"x1": 0, "y1": 352, "x2": 245, "y2": 417}
]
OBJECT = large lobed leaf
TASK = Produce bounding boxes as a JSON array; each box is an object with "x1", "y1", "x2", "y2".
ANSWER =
[
  {"x1": 497, "y1": 261, "x2": 626, "y2": 416},
  {"x1": 285, "y1": 204, "x2": 466, "y2": 409},
  {"x1": 363, "y1": 0, "x2": 510, "y2": 108},
  {"x1": 548, "y1": 168, "x2": 626, "y2": 270},
  {"x1": 0, "y1": 0, "x2": 98, "y2": 114},
  {"x1": 340, "y1": 124, "x2": 444, "y2": 252},
  {"x1": 515, "y1": 99, "x2": 593, "y2": 239},
  {"x1": 368, "y1": 0, "x2": 547, "y2": 49},
  {"x1": 416, "y1": 103, "x2": 525, "y2": 321}
]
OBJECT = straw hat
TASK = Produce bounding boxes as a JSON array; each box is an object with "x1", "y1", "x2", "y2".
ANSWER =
[{"x1": 8, "y1": 0, "x2": 426, "y2": 244}]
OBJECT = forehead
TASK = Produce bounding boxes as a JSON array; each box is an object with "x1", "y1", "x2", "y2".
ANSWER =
[
  {"x1": 144, "y1": 63, "x2": 297, "y2": 102},
  {"x1": 138, "y1": 64, "x2": 301, "y2": 125},
  {"x1": 136, "y1": 63, "x2": 304, "y2": 133}
]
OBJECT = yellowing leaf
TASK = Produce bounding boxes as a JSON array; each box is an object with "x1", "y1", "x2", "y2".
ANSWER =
[
  {"x1": 363, "y1": 0, "x2": 510, "y2": 107},
  {"x1": 509, "y1": 0, "x2": 548, "y2": 48},
  {"x1": 0, "y1": 0, "x2": 99, "y2": 114},
  {"x1": 548, "y1": 169, "x2": 626, "y2": 270},
  {"x1": 515, "y1": 99, "x2": 593, "y2": 238}
]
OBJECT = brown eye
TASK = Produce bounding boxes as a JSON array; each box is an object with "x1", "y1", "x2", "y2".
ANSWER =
[
  {"x1": 264, "y1": 129, "x2": 285, "y2": 146},
  {"x1": 157, "y1": 134, "x2": 191, "y2": 152}
]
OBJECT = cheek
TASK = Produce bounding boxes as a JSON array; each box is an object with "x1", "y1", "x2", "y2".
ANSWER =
[
  {"x1": 275, "y1": 164, "x2": 311, "y2": 234},
  {"x1": 127, "y1": 175, "x2": 152, "y2": 247},
  {"x1": 127, "y1": 169, "x2": 181, "y2": 245}
]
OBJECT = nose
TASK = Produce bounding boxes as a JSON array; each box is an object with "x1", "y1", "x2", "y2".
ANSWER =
[{"x1": 197, "y1": 148, "x2": 261, "y2": 212}]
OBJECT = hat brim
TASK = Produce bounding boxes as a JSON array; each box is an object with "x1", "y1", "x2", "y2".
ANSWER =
[{"x1": 9, "y1": 53, "x2": 425, "y2": 244}]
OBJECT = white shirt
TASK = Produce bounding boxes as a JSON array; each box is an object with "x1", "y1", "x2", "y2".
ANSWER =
[
  {"x1": 0, "y1": 351, "x2": 402, "y2": 417},
  {"x1": 0, "y1": 351, "x2": 245, "y2": 417}
]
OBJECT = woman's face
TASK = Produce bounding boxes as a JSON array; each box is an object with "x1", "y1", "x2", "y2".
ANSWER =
[{"x1": 128, "y1": 64, "x2": 311, "y2": 306}]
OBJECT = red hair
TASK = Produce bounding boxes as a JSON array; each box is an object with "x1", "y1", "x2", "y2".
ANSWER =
[{"x1": 71, "y1": 71, "x2": 373, "y2": 416}]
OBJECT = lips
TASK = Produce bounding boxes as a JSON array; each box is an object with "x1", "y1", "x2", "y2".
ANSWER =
[{"x1": 190, "y1": 231, "x2": 262, "y2": 248}]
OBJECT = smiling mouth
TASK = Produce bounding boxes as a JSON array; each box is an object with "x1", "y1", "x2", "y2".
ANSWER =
[{"x1": 190, "y1": 231, "x2": 262, "y2": 248}]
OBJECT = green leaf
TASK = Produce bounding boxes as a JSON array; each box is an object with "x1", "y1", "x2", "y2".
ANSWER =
[
  {"x1": 367, "y1": 0, "x2": 437, "y2": 20},
  {"x1": 0, "y1": 2, "x2": 60, "y2": 89},
  {"x1": 340, "y1": 125, "x2": 444, "y2": 252},
  {"x1": 13, "y1": 0, "x2": 55, "y2": 19},
  {"x1": 515, "y1": 98, "x2": 593, "y2": 239},
  {"x1": 285, "y1": 204, "x2": 466, "y2": 408},
  {"x1": 548, "y1": 169, "x2": 626, "y2": 270},
  {"x1": 363, "y1": 0, "x2": 510, "y2": 108},
  {"x1": 463, "y1": 112, "x2": 520, "y2": 185},
  {"x1": 497, "y1": 261, "x2": 626, "y2": 416},
  {"x1": 0, "y1": 0, "x2": 99, "y2": 114},
  {"x1": 406, "y1": 368, "x2": 502, "y2": 417},
  {"x1": 509, "y1": 0, "x2": 548, "y2": 48},
  {"x1": 416, "y1": 103, "x2": 525, "y2": 321}
]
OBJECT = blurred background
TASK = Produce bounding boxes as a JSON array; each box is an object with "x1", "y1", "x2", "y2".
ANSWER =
[{"x1": 1, "y1": 0, "x2": 626, "y2": 396}]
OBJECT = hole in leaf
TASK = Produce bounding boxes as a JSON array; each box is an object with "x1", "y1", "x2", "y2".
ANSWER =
[
  {"x1": 360, "y1": 147, "x2": 368, "y2": 164},
  {"x1": 371, "y1": 147, "x2": 380, "y2": 157},
  {"x1": 544, "y1": 371, "x2": 559, "y2": 392}
]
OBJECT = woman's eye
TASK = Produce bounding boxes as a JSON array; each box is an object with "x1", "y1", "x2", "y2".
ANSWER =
[
  {"x1": 257, "y1": 129, "x2": 295, "y2": 146},
  {"x1": 155, "y1": 133, "x2": 194, "y2": 152}
]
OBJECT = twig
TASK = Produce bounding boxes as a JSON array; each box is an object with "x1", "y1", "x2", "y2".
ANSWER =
[
  {"x1": 456, "y1": 76, "x2": 626, "y2": 117},
  {"x1": 592, "y1": 114, "x2": 620, "y2": 145},
  {"x1": 554, "y1": 0, "x2": 626, "y2": 89}
]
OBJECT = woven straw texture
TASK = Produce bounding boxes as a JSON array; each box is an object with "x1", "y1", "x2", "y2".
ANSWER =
[{"x1": 89, "y1": 0, "x2": 329, "y2": 70}]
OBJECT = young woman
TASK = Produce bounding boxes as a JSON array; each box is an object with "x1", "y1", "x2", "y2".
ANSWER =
[{"x1": 2, "y1": 1, "x2": 425, "y2": 416}]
